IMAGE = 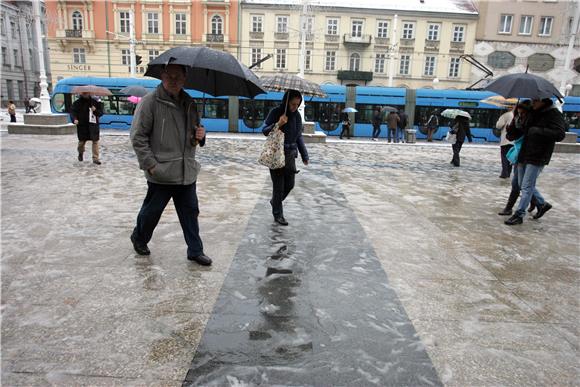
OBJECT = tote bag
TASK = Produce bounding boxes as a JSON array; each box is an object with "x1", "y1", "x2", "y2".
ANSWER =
[
  {"x1": 506, "y1": 136, "x2": 524, "y2": 165},
  {"x1": 258, "y1": 127, "x2": 285, "y2": 169}
]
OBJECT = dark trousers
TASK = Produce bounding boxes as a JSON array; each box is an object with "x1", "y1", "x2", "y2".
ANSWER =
[
  {"x1": 339, "y1": 124, "x2": 351, "y2": 139},
  {"x1": 500, "y1": 144, "x2": 513, "y2": 178},
  {"x1": 269, "y1": 154, "x2": 296, "y2": 218},
  {"x1": 451, "y1": 141, "x2": 463, "y2": 166},
  {"x1": 387, "y1": 128, "x2": 396, "y2": 142},
  {"x1": 9, "y1": 114, "x2": 16, "y2": 122},
  {"x1": 132, "y1": 181, "x2": 203, "y2": 258},
  {"x1": 426, "y1": 127, "x2": 436, "y2": 142},
  {"x1": 372, "y1": 124, "x2": 381, "y2": 139}
]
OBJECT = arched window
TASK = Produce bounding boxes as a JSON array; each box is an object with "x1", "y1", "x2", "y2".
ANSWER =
[
  {"x1": 349, "y1": 53, "x2": 360, "y2": 71},
  {"x1": 72, "y1": 11, "x2": 83, "y2": 30},
  {"x1": 211, "y1": 15, "x2": 223, "y2": 35}
]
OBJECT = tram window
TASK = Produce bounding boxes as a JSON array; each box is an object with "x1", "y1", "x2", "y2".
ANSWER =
[
  {"x1": 118, "y1": 96, "x2": 133, "y2": 115},
  {"x1": 239, "y1": 100, "x2": 278, "y2": 121},
  {"x1": 52, "y1": 93, "x2": 66, "y2": 113},
  {"x1": 355, "y1": 104, "x2": 375, "y2": 124},
  {"x1": 195, "y1": 98, "x2": 228, "y2": 119},
  {"x1": 564, "y1": 112, "x2": 579, "y2": 129}
]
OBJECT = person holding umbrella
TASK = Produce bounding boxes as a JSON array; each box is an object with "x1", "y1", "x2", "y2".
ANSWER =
[
  {"x1": 504, "y1": 97, "x2": 566, "y2": 225},
  {"x1": 262, "y1": 89, "x2": 309, "y2": 226},
  {"x1": 445, "y1": 111, "x2": 472, "y2": 167},
  {"x1": 70, "y1": 92, "x2": 104, "y2": 164},
  {"x1": 130, "y1": 64, "x2": 211, "y2": 265},
  {"x1": 371, "y1": 106, "x2": 382, "y2": 141}
]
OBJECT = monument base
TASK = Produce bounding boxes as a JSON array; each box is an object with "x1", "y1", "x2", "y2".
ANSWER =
[
  {"x1": 302, "y1": 121, "x2": 327, "y2": 143},
  {"x1": 8, "y1": 113, "x2": 76, "y2": 135}
]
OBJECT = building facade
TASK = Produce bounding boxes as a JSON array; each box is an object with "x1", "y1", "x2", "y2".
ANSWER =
[
  {"x1": 45, "y1": 0, "x2": 239, "y2": 81},
  {"x1": 1, "y1": 0, "x2": 52, "y2": 107},
  {"x1": 240, "y1": 0, "x2": 479, "y2": 89},
  {"x1": 473, "y1": 0, "x2": 580, "y2": 95}
]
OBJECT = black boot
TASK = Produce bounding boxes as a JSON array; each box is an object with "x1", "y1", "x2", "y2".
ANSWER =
[{"x1": 505, "y1": 214, "x2": 523, "y2": 225}]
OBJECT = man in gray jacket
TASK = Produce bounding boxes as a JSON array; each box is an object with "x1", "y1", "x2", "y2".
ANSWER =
[{"x1": 130, "y1": 64, "x2": 211, "y2": 266}]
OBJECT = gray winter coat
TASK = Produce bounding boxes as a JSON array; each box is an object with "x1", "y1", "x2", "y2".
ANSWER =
[{"x1": 131, "y1": 84, "x2": 204, "y2": 185}]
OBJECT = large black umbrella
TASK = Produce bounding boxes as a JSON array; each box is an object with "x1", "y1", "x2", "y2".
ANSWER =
[
  {"x1": 482, "y1": 73, "x2": 563, "y2": 99},
  {"x1": 145, "y1": 46, "x2": 265, "y2": 98},
  {"x1": 120, "y1": 85, "x2": 149, "y2": 97}
]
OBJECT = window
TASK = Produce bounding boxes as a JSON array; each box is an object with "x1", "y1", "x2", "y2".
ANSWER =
[
  {"x1": 424, "y1": 56, "x2": 436, "y2": 76},
  {"x1": 305, "y1": 50, "x2": 312, "y2": 70},
  {"x1": 73, "y1": 47, "x2": 85, "y2": 64},
  {"x1": 13, "y1": 49, "x2": 19, "y2": 67},
  {"x1": 29, "y1": 48, "x2": 34, "y2": 69},
  {"x1": 327, "y1": 18, "x2": 338, "y2": 35},
  {"x1": 1, "y1": 47, "x2": 7, "y2": 65},
  {"x1": 325, "y1": 50, "x2": 336, "y2": 71},
  {"x1": 519, "y1": 16, "x2": 533, "y2": 35},
  {"x1": 6, "y1": 80, "x2": 13, "y2": 100},
  {"x1": 305, "y1": 17, "x2": 314, "y2": 34},
  {"x1": 72, "y1": 11, "x2": 83, "y2": 30},
  {"x1": 10, "y1": 20, "x2": 16, "y2": 39},
  {"x1": 351, "y1": 20, "x2": 363, "y2": 37},
  {"x1": 277, "y1": 16, "x2": 288, "y2": 33},
  {"x1": 399, "y1": 54, "x2": 410, "y2": 75},
  {"x1": 119, "y1": 12, "x2": 130, "y2": 34},
  {"x1": 18, "y1": 80, "x2": 24, "y2": 101},
  {"x1": 211, "y1": 15, "x2": 223, "y2": 35},
  {"x1": 452, "y1": 25, "x2": 465, "y2": 42},
  {"x1": 539, "y1": 16, "x2": 553, "y2": 36},
  {"x1": 148, "y1": 49, "x2": 159, "y2": 62},
  {"x1": 147, "y1": 13, "x2": 159, "y2": 34},
  {"x1": 275, "y1": 48, "x2": 287, "y2": 69},
  {"x1": 0, "y1": 17, "x2": 5, "y2": 36},
  {"x1": 26, "y1": 23, "x2": 32, "y2": 40},
  {"x1": 402, "y1": 22, "x2": 415, "y2": 39},
  {"x1": 377, "y1": 20, "x2": 389, "y2": 38},
  {"x1": 121, "y1": 49, "x2": 130, "y2": 65},
  {"x1": 499, "y1": 14, "x2": 513, "y2": 33},
  {"x1": 349, "y1": 53, "x2": 360, "y2": 71},
  {"x1": 427, "y1": 23, "x2": 440, "y2": 41},
  {"x1": 251, "y1": 48, "x2": 262, "y2": 68},
  {"x1": 448, "y1": 57, "x2": 460, "y2": 78},
  {"x1": 375, "y1": 53, "x2": 386, "y2": 73},
  {"x1": 175, "y1": 13, "x2": 186, "y2": 35},
  {"x1": 252, "y1": 15, "x2": 263, "y2": 32}
]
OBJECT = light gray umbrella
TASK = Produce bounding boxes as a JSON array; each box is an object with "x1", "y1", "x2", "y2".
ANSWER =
[{"x1": 120, "y1": 85, "x2": 149, "y2": 97}]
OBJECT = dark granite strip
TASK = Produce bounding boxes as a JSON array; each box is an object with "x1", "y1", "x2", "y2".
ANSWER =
[{"x1": 184, "y1": 170, "x2": 442, "y2": 386}]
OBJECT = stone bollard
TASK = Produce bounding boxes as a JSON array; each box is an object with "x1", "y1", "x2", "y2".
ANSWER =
[{"x1": 405, "y1": 129, "x2": 417, "y2": 144}]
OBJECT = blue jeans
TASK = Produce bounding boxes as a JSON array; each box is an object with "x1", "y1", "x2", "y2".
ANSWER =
[
  {"x1": 132, "y1": 181, "x2": 204, "y2": 257},
  {"x1": 396, "y1": 127, "x2": 405, "y2": 142},
  {"x1": 515, "y1": 164, "x2": 545, "y2": 217}
]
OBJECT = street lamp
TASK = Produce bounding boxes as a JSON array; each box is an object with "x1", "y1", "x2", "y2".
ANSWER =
[
  {"x1": 432, "y1": 77, "x2": 440, "y2": 89},
  {"x1": 566, "y1": 83, "x2": 573, "y2": 96}
]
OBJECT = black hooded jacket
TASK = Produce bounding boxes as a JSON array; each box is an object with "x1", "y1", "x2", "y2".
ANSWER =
[
  {"x1": 507, "y1": 100, "x2": 566, "y2": 166},
  {"x1": 262, "y1": 103, "x2": 309, "y2": 162}
]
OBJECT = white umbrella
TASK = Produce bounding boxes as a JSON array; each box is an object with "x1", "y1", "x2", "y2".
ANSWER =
[{"x1": 441, "y1": 109, "x2": 471, "y2": 119}]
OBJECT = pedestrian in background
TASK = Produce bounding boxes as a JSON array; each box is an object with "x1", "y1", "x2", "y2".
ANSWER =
[
  {"x1": 398, "y1": 108, "x2": 408, "y2": 143},
  {"x1": 504, "y1": 98, "x2": 566, "y2": 225},
  {"x1": 7, "y1": 100, "x2": 16, "y2": 122},
  {"x1": 71, "y1": 93, "x2": 103, "y2": 164},
  {"x1": 496, "y1": 106, "x2": 515, "y2": 178},
  {"x1": 386, "y1": 110, "x2": 399, "y2": 143},
  {"x1": 371, "y1": 106, "x2": 382, "y2": 141},
  {"x1": 339, "y1": 112, "x2": 351, "y2": 139},
  {"x1": 130, "y1": 64, "x2": 212, "y2": 266},
  {"x1": 425, "y1": 110, "x2": 439, "y2": 142},
  {"x1": 263, "y1": 89, "x2": 309, "y2": 226},
  {"x1": 449, "y1": 115, "x2": 472, "y2": 167}
]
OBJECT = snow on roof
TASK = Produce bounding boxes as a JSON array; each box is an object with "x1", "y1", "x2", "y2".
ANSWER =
[{"x1": 242, "y1": 0, "x2": 478, "y2": 15}]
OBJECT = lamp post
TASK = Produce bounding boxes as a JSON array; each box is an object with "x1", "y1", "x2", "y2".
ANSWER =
[
  {"x1": 432, "y1": 77, "x2": 440, "y2": 90},
  {"x1": 32, "y1": 0, "x2": 50, "y2": 113}
]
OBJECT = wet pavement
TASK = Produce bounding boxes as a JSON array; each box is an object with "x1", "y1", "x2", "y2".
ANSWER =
[{"x1": 1, "y1": 132, "x2": 579, "y2": 386}]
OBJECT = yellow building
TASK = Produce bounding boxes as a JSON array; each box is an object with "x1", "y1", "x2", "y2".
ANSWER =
[{"x1": 240, "y1": 0, "x2": 478, "y2": 89}]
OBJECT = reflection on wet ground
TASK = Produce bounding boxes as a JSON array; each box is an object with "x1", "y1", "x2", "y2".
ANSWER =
[{"x1": 1, "y1": 134, "x2": 578, "y2": 386}]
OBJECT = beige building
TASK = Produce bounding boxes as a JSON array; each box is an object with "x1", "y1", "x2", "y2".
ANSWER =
[
  {"x1": 45, "y1": 0, "x2": 240, "y2": 81},
  {"x1": 240, "y1": 0, "x2": 479, "y2": 89},
  {"x1": 473, "y1": 0, "x2": 579, "y2": 95}
]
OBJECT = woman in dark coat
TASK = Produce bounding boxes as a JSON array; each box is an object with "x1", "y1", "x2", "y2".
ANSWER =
[
  {"x1": 262, "y1": 90, "x2": 309, "y2": 226},
  {"x1": 449, "y1": 115, "x2": 472, "y2": 167},
  {"x1": 71, "y1": 93, "x2": 104, "y2": 164}
]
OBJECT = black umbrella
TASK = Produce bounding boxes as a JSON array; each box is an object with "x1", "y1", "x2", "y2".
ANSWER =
[
  {"x1": 145, "y1": 46, "x2": 266, "y2": 98},
  {"x1": 120, "y1": 85, "x2": 149, "y2": 97},
  {"x1": 482, "y1": 73, "x2": 563, "y2": 100}
]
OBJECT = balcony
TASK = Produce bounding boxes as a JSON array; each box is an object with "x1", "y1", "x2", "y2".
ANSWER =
[
  {"x1": 337, "y1": 70, "x2": 373, "y2": 83},
  {"x1": 325, "y1": 34, "x2": 340, "y2": 43},
  {"x1": 66, "y1": 29, "x2": 82, "y2": 38},
  {"x1": 450, "y1": 41, "x2": 465, "y2": 52},
  {"x1": 399, "y1": 38, "x2": 415, "y2": 48},
  {"x1": 424, "y1": 39, "x2": 440, "y2": 52},
  {"x1": 56, "y1": 29, "x2": 94, "y2": 40},
  {"x1": 249, "y1": 31, "x2": 264, "y2": 40},
  {"x1": 206, "y1": 33, "x2": 224, "y2": 42},
  {"x1": 343, "y1": 34, "x2": 372, "y2": 46},
  {"x1": 374, "y1": 37, "x2": 390, "y2": 47},
  {"x1": 274, "y1": 32, "x2": 289, "y2": 41}
]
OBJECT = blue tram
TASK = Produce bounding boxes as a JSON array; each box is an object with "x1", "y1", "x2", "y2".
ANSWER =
[{"x1": 51, "y1": 77, "x2": 579, "y2": 142}]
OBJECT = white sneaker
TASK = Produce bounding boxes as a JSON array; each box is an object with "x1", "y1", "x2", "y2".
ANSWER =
[{"x1": 372, "y1": 138, "x2": 378, "y2": 141}]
